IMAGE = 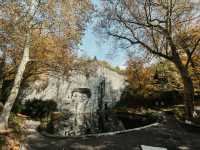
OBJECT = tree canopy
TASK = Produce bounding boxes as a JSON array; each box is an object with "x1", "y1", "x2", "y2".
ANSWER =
[{"x1": 96, "y1": 0, "x2": 200, "y2": 120}]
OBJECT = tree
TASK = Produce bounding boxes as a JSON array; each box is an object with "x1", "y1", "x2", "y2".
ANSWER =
[
  {"x1": 0, "y1": 0, "x2": 38, "y2": 130},
  {"x1": 150, "y1": 60, "x2": 183, "y2": 91},
  {"x1": 0, "y1": 0, "x2": 92, "y2": 129},
  {"x1": 126, "y1": 58, "x2": 151, "y2": 94},
  {"x1": 96, "y1": 0, "x2": 200, "y2": 120}
]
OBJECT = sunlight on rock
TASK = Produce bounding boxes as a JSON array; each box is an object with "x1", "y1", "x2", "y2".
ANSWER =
[
  {"x1": 177, "y1": 146, "x2": 190, "y2": 150},
  {"x1": 71, "y1": 143, "x2": 106, "y2": 150},
  {"x1": 141, "y1": 145, "x2": 167, "y2": 150}
]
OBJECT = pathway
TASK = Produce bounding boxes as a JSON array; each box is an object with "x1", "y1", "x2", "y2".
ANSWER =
[{"x1": 24, "y1": 114, "x2": 200, "y2": 150}]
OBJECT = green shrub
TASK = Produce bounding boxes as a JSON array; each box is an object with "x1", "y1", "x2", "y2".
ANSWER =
[
  {"x1": 119, "y1": 87, "x2": 182, "y2": 108},
  {"x1": 22, "y1": 99, "x2": 57, "y2": 119},
  {"x1": 12, "y1": 100, "x2": 26, "y2": 114}
]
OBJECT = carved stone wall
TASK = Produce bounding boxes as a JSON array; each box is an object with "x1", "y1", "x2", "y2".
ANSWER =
[
  {"x1": 22, "y1": 63, "x2": 126, "y2": 135},
  {"x1": 23, "y1": 64, "x2": 126, "y2": 114}
]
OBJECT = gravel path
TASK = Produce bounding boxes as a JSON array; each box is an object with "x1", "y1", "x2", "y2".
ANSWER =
[{"x1": 25, "y1": 114, "x2": 200, "y2": 150}]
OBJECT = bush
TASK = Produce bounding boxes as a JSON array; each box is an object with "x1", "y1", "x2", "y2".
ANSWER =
[
  {"x1": 22, "y1": 99, "x2": 57, "y2": 119},
  {"x1": 12, "y1": 100, "x2": 26, "y2": 114},
  {"x1": 119, "y1": 87, "x2": 182, "y2": 108}
]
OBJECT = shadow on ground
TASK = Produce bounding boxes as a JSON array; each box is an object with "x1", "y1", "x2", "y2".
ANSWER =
[{"x1": 26, "y1": 114, "x2": 200, "y2": 150}]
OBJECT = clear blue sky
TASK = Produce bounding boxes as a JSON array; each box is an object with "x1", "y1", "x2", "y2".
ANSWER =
[{"x1": 78, "y1": 0, "x2": 127, "y2": 68}]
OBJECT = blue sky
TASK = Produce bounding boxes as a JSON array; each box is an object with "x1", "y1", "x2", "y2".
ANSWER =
[{"x1": 78, "y1": 0, "x2": 127, "y2": 68}]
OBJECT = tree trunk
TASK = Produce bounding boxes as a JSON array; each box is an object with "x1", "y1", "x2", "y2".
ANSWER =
[
  {"x1": 176, "y1": 64, "x2": 194, "y2": 120},
  {"x1": 0, "y1": 47, "x2": 6, "y2": 102},
  {"x1": 0, "y1": 34, "x2": 30, "y2": 130},
  {"x1": 0, "y1": 80, "x2": 3, "y2": 102},
  {"x1": 182, "y1": 73, "x2": 194, "y2": 120}
]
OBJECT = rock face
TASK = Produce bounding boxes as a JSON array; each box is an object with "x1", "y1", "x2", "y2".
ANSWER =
[
  {"x1": 23, "y1": 64, "x2": 126, "y2": 113},
  {"x1": 22, "y1": 63, "x2": 126, "y2": 136}
]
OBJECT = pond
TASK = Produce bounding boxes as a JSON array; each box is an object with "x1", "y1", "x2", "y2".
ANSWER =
[{"x1": 45, "y1": 111, "x2": 157, "y2": 136}]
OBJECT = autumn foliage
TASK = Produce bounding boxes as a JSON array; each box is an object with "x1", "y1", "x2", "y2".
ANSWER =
[{"x1": 126, "y1": 59, "x2": 152, "y2": 94}]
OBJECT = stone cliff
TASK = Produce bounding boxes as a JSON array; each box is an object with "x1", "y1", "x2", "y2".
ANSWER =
[{"x1": 23, "y1": 63, "x2": 126, "y2": 114}]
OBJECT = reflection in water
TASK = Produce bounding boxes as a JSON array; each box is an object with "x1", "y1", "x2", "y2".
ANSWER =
[
  {"x1": 47, "y1": 112, "x2": 156, "y2": 136},
  {"x1": 47, "y1": 81, "x2": 156, "y2": 136},
  {"x1": 48, "y1": 112, "x2": 124, "y2": 136}
]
